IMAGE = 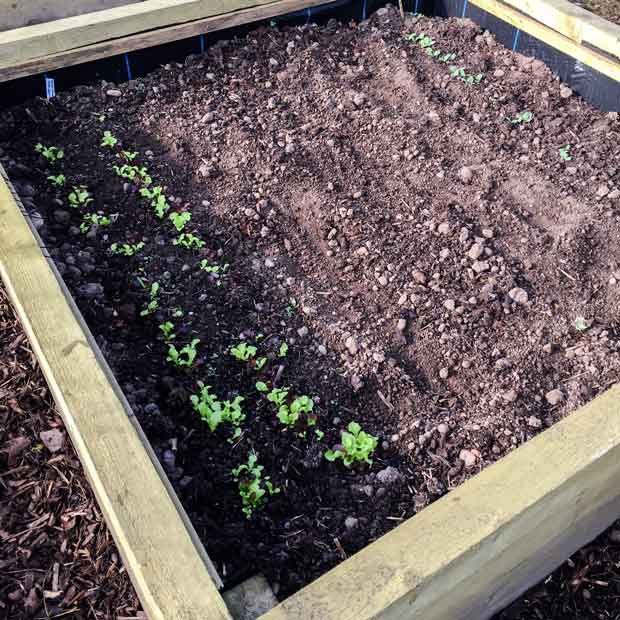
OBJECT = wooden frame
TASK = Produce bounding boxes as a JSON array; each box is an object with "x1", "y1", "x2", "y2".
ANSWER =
[{"x1": 2, "y1": 1, "x2": 620, "y2": 619}]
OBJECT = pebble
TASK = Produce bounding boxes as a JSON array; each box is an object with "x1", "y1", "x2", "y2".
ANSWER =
[
  {"x1": 527, "y1": 416, "x2": 543, "y2": 429},
  {"x1": 53, "y1": 209, "x2": 71, "y2": 225},
  {"x1": 545, "y1": 388, "x2": 564, "y2": 406},
  {"x1": 297, "y1": 326, "x2": 308, "y2": 338},
  {"x1": 106, "y1": 89, "x2": 122, "y2": 97},
  {"x1": 559, "y1": 85, "x2": 573, "y2": 99},
  {"x1": 502, "y1": 389, "x2": 518, "y2": 403},
  {"x1": 345, "y1": 336, "x2": 359, "y2": 355},
  {"x1": 396, "y1": 318, "x2": 407, "y2": 331},
  {"x1": 458, "y1": 166, "x2": 473, "y2": 183},
  {"x1": 597, "y1": 184, "x2": 610, "y2": 198},
  {"x1": 264, "y1": 258, "x2": 275, "y2": 268},
  {"x1": 482, "y1": 228, "x2": 494, "y2": 238},
  {"x1": 443, "y1": 299, "x2": 456, "y2": 311},
  {"x1": 472, "y1": 260, "x2": 489, "y2": 273},
  {"x1": 508, "y1": 287, "x2": 529, "y2": 304},
  {"x1": 437, "y1": 423, "x2": 450, "y2": 435},
  {"x1": 459, "y1": 449, "x2": 477, "y2": 468},
  {"x1": 376, "y1": 466, "x2": 401, "y2": 485},
  {"x1": 353, "y1": 93, "x2": 366, "y2": 107},
  {"x1": 78, "y1": 282, "x2": 104, "y2": 298},
  {"x1": 412, "y1": 270, "x2": 426, "y2": 284},
  {"x1": 437, "y1": 222, "x2": 450, "y2": 234},
  {"x1": 30, "y1": 211, "x2": 45, "y2": 231},
  {"x1": 439, "y1": 367, "x2": 449, "y2": 380},
  {"x1": 318, "y1": 345, "x2": 327, "y2": 355},
  {"x1": 344, "y1": 516, "x2": 359, "y2": 530},
  {"x1": 373, "y1": 351, "x2": 386, "y2": 363}
]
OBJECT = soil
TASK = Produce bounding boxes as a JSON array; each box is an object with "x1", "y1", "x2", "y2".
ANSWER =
[
  {"x1": 0, "y1": 283, "x2": 142, "y2": 619},
  {"x1": 569, "y1": 0, "x2": 620, "y2": 26},
  {"x1": 1, "y1": 5, "x2": 620, "y2": 601}
]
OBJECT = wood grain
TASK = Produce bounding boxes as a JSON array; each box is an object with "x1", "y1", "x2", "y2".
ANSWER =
[
  {"x1": 499, "y1": 0, "x2": 620, "y2": 59},
  {"x1": 261, "y1": 385, "x2": 620, "y2": 620},
  {"x1": 0, "y1": 167, "x2": 231, "y2": 620},
  {"x1": 0, "y1": 0, "x2": 279, "y2": 65},
  {"x1": 470, "y1": 0, "x2": 620, "y2": 82},
  {"x1": 0, "y1": 0, "x2": 329, "y2": 82}
]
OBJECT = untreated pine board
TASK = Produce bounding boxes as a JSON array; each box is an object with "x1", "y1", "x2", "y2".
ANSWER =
[
  {"x1": 261, "y1": 385, "x2": 620, "y2": 620},
  {"x1": 0, "y1": 169, "x2": 232, "y2": 620},
  {"x1": 0, "y1": 0, "x2": 280, "y2": 66},
  {"x1": 499, "y1": 0, "x2": 620, "y2": 59},
  {"x1": 0, "y1": 0, "x2": 329, "y2": 82},
  {"x1": 0, "y1": 0, "x2": 142, "y2": 32},
  {"x1": 469, "y1": 0, "x2": 620, "y2": 83}
]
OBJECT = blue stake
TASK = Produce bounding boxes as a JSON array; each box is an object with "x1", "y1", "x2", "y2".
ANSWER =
[
  {"x1": 124, "y1": 53, "x2": 133, "y2": 81},
  {"x1": 512, "y1": 28, "x2": 521, "y2": 51},
  {"x1": 462, "y1": 0, "x2": 469, "y2": 17}
]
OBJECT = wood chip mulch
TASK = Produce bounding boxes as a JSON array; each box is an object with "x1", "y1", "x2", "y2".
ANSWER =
[{"x1": 0, "y1": 283, "x2": 142, "y2": 620}]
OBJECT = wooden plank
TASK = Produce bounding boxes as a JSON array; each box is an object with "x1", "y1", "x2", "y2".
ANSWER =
[
  {"x1": 499, "y1": 0, "x2": 620, "y2": 59},
  {"x1": 469, "y1": 0, "x2": 620, "y2": 83},
  {"x1": 0, "y1": 167, "x2": 231, "y2": 620},
  {"x1": 0, "y1": 0, "x2": 329, "y2": 82},
  {"x1": 0, "y1": 0, "x2": 142, "y2": 32},
  {"x1": 0, "y1": 0, "x2": 280, "y2": 66},
  {"x1": 261, "y1": 385, "x2": 620, "y2": 620}
]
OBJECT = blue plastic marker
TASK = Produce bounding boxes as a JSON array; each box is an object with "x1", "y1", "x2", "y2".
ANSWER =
[
  {"x1": 124, "y1": 53, "x2": 133, "y2": 80},
  {"x1": 362, "y1": 0, "x2": 368, "y2": 20},
  {"x1": 512, "y1": 28, "x2": 521, "y2": 51},
  {"x1": 462, "y1": 0, "x2": 469, "y2": 17},
  {"x1": 414, "y1": 0, "x2": 420, "y2": 14},
  {"x1": 200, "y1": 34, "x2": 206, "y2": 53},
  {"x1": 44, "y1": 74, "x2": 55, "y2": 99}
]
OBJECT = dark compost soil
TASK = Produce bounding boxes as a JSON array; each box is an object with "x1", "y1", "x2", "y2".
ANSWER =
[
  {"x1": 0, "y1": 283, "x2": 142, "y2": 619},
  {"x1": 2, "y1": 5, "x2": 620, "y2": 601}
]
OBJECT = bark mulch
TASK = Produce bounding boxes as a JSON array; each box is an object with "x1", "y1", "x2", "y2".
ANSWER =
[{"x1": 0, "y1": 283, "x2": 142, "y2": 620}]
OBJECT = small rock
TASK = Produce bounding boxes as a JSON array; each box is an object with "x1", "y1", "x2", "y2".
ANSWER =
[
  {"x1": 412, "y1": 270, "x2": 426, "y2": 284},
  {"x1": 508, "y1": 287, "x2": 529, "y2": 304},
  {"x1": 559, "y1": 85, "x2": 573, "y2": 99},
  {"x1": 376, "y1": 466, "x2": 401, "y2": 485},
  {"x1": 472, "y1": 260, "x2": 489, "y2": 273},
  {"x1": 78, "y1": 282, "x2": 104, "y2": 298},
  {"x1": 106, "y1": 89, "x2": 122, "y2": 97},
  {"x1": 297, "y1": 326, "x2": 308, "y2": 338},
  {"x1": 353, "y1": 92, "x2": 366, "y2": 107},
  {"x1": 458, "y1": 166, "x2": 473, "y2": 183},
  {"x1": 437, "y1": 222, "x2": 451, "y2": 234},
  {"x1": 443, "y1": 299, "x2": 456, "y2": 311},
  {"x1": 264, "y1": 258, "x2": 275, "y2": 268},
  {"x1": 468, "y1": 243, "x2": 484, "y2": 260},
  {"x1": 396, "y1": 318, "x2": 407, "y2": 331},
  {"x1": 527, "y1": 416, "x2": 543, "y2": 429},
  {"x1": 502, "y1": 389, "x2": 518, "y2": 403},
  {"x1": 545, "y1": 388, "x2": 564, "y2": 406},
  {"x1": 609, "y1": 189, "x2": 620, "y2": 200},
  {"x1": 344, "y1": 516, "x2": 359, "y2": 530},
  {"x1": 439, "y1": 367, "x2": 449, "y2": 380},
  {"x1": 40, "y1": 429, "x2": 65, "y2": 453},
  {"x1": 459, "y1": 449, "x2": 477, "y2": 468},
  {"x1": 437, "y1": 423, "x2": 450, "y2": 435},
  {"x1": 597, "y1": 184, "x2": 610, "y2": 198},
  {"x1": 345, "y1": 336, "x2": 359, "y2": 355},
  {"x1": 482, "y1": 228, "x2": 494, "y2": 238}
]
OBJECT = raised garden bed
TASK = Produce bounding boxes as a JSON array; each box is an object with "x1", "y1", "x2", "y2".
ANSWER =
[{"x1": 2, "y1": 2, "x2": 620, "y2": 619}]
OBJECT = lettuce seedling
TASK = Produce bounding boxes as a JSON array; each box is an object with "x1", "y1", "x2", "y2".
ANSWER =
[
  {"x1": 559, "y1": 144, "x2": 572, "y2": 161},
  {"x1": 449, "y1": 66, "x2": 483, "y2": 85},
  {"x1": 199, "y1": 259, "x2": 221, "y2": 274},
  {"x1": 101, "y1": 131, "x2": 118, "y2": 148},
  {"x1": 140, "y1": 282, "x2": 160, "y2": 317},
  {"x1": 47, "y1": 174, "x2": 66, "y2": 187},
  {"x1": 68, "y1": 186, "x2": 93, "y2": 208},
  {"x1": 35, "y1": 143, "x2": 64, "y2": 163},
  {"x1": 159, "y1": 322, "x2": 176, "y2": 341},
  {"x1": 110, "y1": 241, "x2": 145, "y2": 256},
  {"x1": 80, "y1": 213, "x2": 111, "y2": 233},
  {"x1": 174, "y1": 233, "x2": 205, "y2": 250},
  {"x1": 325, "y1": 421, "x2": 378, "y2": 467},
  {"x1": 190, "y1": 382, "x2": 245, "y2": 438},
  {"x1": 231, "y1": 342, "x2": 257, "y2": 361},
  {"x1": 262, "y1": 387, "x2": 320, "y2": 438},
  {"x1": 278, "y1": 343, "x2": 288, "y2": 358},
  {"x1": 139, "y1": 186, "x2": 169, "y2": 218},
  {"x1": 574, "y1": 316, "x2": 589, "y2": 332},
  {"x1": 167, "y1": 338, "x2": 200, "y2": 368},
  {"x1": 121, "y1": 150, "x2": 138, "y2": 161},
  {"x1": 169, "y1": 211, "x2": 191, "y2": 232},
  {"x1": 508, "y1": 111, "x2": 533, "y2": 124},
  {"x1": 113, "y1": 164, "x2": 152, "y2": 186},
  {"x1": 232, "y1": 453, "x2": 280, "y2": 518}
]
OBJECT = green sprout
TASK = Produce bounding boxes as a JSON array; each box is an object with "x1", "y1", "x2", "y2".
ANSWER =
[
  {"x1": 68, "y1": 186, "x2": 93, "y2": 208},
  {"x1": 190, "y1": 382, "x2": 245, "y2": 439},
  {"x1": 139, "y1": 186, "x2": 169, "y2": 218},
  {"x1": 101, "y1": 131, "x2": 118, "y2": 148},
  {"x1": 172, "y1": 308, "x2": 184, "y2": 318},
  {"x1": 508, "y1": 111, "x2": 533, "y2": 124},
  {"x1": 199, "y1": 259, "x2": 221, "y2": 274},
  {"x1": 110, "y1": 241, "x2": 145, "y2": 256},
  {"x1": 35, "y1": 143, "x2": 64, "y2": 163},
  {"x1": 121, "y1": 150, "x2": 138, "y2": 161},
  {"x1": 439, "y1": 52, "x2": 456, "y2": 63},
  {"x1": 231, "y1": 342, "x2": 257, "y2": 361},
  {"x1": 47, "y1": 174, "x2": 66, "y2": 187},
  {"x1": 159, "y1": 322, "x2": 176, "y2": 341},
  {"x1": 418, "y1": 35, "x2": 435, "y2": 49},
  {"x1": 113, "y1": 164, "x2": 152, "y2": 186},
  {"x1": 232, "y1": 453, "x2": 280, "y2": 518},
  {"x1": 167, "y1": 338, "x2": 200, "y2": 368},
  {"x1": 575, "y1": 316, "x2": 590, "y2": 332},
  {"x1": 173, "y1": 233, "x2": 205, "y2": 250},
  {"x1": 140, "y1": 282, "x2": 160, "y2": 317},
  {"x1": 324, "y1": 421, "x2": 378, "y2": 467},
  {"x1": 79, "y1": 212, "x2": 111, "y2": 233},
  {"x1": 278, "y1": 343, "x2": 289, "y2": 358},
  {"x1": 449, "y1": 66, "x2": 483, "y2": 85},
  {"x1": 559, "y1": 144, "x2": 572, "y2": 161},
  {"x1": 260, "y1": 385, "x2": 321, "y2": 438},
  {"x1": 169, "y1": 211, "x2": 192, "y2": 232}
]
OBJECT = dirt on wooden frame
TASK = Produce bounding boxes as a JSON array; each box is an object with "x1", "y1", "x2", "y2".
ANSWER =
[{"x1": 1, "y1": 4, "x2": 620, "y2": 604}]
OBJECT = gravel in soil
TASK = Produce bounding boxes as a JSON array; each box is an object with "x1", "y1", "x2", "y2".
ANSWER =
[
  {"x1": 569, "y1": 0, "x2": 620, "y2": 26},
  {"x1": 1, "y1": 5, "x2": 620, "y2": 601},
  {"x1": 0, "y1": 283, "x2": 142, "y2": 620}
]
